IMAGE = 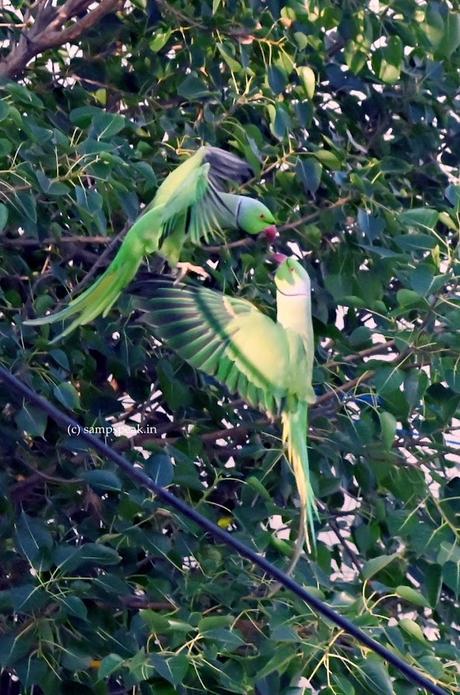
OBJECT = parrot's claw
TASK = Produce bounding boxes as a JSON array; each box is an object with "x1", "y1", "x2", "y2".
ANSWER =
[{"x1": 175, "y1": 262, "x2": 210, "y2": 283}]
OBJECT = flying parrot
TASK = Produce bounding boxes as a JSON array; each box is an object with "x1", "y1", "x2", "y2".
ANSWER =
[
  {"x1": 136, "y1": 256, "x2": 317, "y2": 558},
  {"x1": 24, "y1": 146, "x2": 277, "y2": 342}
]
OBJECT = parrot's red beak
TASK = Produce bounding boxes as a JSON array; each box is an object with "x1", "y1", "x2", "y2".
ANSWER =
[
  {"x1": 271, "y1": 252, "x2": 288, "y2": 265},
  {"x1": 261, "y1": 225, "x2": 278, "y2": 242}
]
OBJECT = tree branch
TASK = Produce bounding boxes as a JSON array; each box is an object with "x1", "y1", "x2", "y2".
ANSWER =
[
  {"x1": 0, "y1": 0, "x2": 125, "y2": 79},
  {"x1": 1, "y1": 235, "x2": 113, "y2": 247},
  {"x1": 279, "y1": 196, "x2": 352, "y2": 232}
]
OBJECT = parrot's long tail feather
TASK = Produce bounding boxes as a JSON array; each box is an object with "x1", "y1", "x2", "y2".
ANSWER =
[
  {"x1": 24, "y1": 228, "x2": 146, "y2": 343},
  {"x1": 266, "y1": 404, "x2": 316, "y2": 597},
  {"x1": 282, "y1": 402, "x2": 316, "y2": 554}
]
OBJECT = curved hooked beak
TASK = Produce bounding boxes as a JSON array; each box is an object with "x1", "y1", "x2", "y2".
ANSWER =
[{"x1": 260, "y1": 225, "x2": 278, "y2": 242}]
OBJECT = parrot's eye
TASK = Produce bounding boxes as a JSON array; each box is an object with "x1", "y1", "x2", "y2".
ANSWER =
[{"x1": 259, "y1": 213, "x2": 265, "y2": 219}]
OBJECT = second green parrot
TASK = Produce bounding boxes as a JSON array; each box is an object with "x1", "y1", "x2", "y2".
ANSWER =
[
  {"x1": 24, "y1": 146, "x2": 276, "y2": 342},
  {"x1": 136, "y1": 256, "x2": 317, "y2": 555}
]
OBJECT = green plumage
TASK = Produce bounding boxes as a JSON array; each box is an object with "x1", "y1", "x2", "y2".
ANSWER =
[
  {"x1": 137, "y1": 257, "x2": 317, "y2": 552},
  {"x1": 24, "y1": 146, "x2": 276, "y2": 342}
]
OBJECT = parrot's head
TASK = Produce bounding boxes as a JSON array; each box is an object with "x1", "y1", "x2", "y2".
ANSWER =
[
  {"x1": 274, "y1": 256, "x2": 311, "y2": 297},
  {"x1": 237, "y1": 198, "x2": 277, "y2": 239}
]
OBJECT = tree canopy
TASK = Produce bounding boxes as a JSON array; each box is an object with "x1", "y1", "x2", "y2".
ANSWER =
[{"x1": 0, "y1": 0, "x2": 459, "y2": 693}]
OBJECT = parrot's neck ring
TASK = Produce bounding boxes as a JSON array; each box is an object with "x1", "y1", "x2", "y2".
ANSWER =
[{"x1": 277, "y1": 289, "x2": 309, "y2": 297}]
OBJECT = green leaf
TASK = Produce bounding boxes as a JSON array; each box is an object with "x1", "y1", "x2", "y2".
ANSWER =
[
  {"x1": 0, "y1": 203, "x2": 8, "y2": 231},
  {"x1": 140, "y1": 610, "x2": 171, "y2": 633},
  {"x1": 362, "y1": 553, "x2": 399, "y2": 580},
  {"x1": 150, "y1": 653, "x2": 189, "y2": 687},
  {"x1": 399, "y1": 208, "x2": 439, "y2": 230},
  {"x1": 144, "y1": 453, "x2": 174, "y2": 487},
  {"x1": 424, "y1": 6, "x2": 444, "y2": 47},
  {"x1": 54, "y1": 543, "x2": 121, "y2": 572},
  {"x1": 178, "y1": 74, "x2": 210, "y2": 99},
  {"x1": 0, "y1": 632, "x2": 35, "y2": 667},
  {"x1": 394, "y1": 234, "x2": 437, "y2": 251},
  {"x1": 199, "y1": 615, "x2": 233, "y2": 632},
  {"x1": 15, "y1": 190, "x2": 37, "y2": 222},
  {"x1": 69, "y1": 105, "x2": 102, "y2": 126},
  {"x1": 90, "y1": 112, "x2": 126, "y2": 140},
  {"x1": 296, "y1": 157, "x2": 322, "y2": 194},
  {"x1": 380, "y1": 157, "x2": 412, "y2": 174},
  {"x1": 150, "y1": 30, "x2": 172, "y2": 53},
  {"x1": 98, "y1": 653, "x2": 124, "y2": 680},
  {"x1": 357, "y1": 209, "x2": 385, "y2": 241},
  {"x1": 75, "y1": 185, "x2": 103, "y2": 214},
  {"x1": 53, "y1": 382, "x2": 80, "y2": 410},
  {"x1": 399, "y1": 618, "x2": 426, "y2": 642},
  {"x1": 202, "y1": 627, "x2": 245, "y2": 649},
  {"x1": 424, "y1": 564, "x2": 442, "y2": 608},
  {"x1": 410, "y1": 264, "x2": 434, "y2": 296},
  {"x1": 246, "y1": 475, "x2": 273, "y2": 503},
  {"x1": 373, "y1": 36, "x2": 403, "y2": 83},
  {"x1": 156, "y1": 359, "x2": 192, "y2": 410},
  {"x1": 438, "y1": 12, "x2": 460, "y2": 58},
  {"x1": 216, "y1": 43, "x2": 241, "y2": 72},
  {"x1": 267, "y1": 104, "x2": 291, "y2": 140},
  {"x1": 297, "y1": 66, "x2": 315, "y2": 99},
  {"x1": 57, "y1": 595, "x2": 88, "y2": 619},
  {"x1": 313, "y1": 149, "x2": 341, "y2": 169},
  {"x1": 360, "y1": 658, "x2": 393, "y2": 695},
  {"x1": 442, "y1": 561, "x2": 460, "y2": 598},
  {"x1": 0, "y1": 99, "x2": 9, "y2": 121},
  {"x1": 395, "y1": 585, "x2": 429, "y2": 607},
  {"x1": 397, "y1": 289, "x2": 422, "y2": 307},
  {"x1": 0, "y1": 138, "x2": 12, "y2": 156},
  {"x1": 49, "y1": 349, "x2": 70, "y2": 370},
  {"x1": 15, "y1": 511, "x2": 53, "y2": 563},
  {"x1": 268, "y1": 65, "x2": 287, "y2": 94},
  {"x1": 81, "y1": 469, "x2": 122, "y2": 492},
  {"x1": 379, "y1": 411, "x2": 397, "y2": 450},
  {"x1": 15, "y1": 404, "x2": 47, "y2": 438},
  {"x1": 35, "y1": 171, "x2": 69, "y2": 196},
  {"x1": 256, "y1": 645, "x2": 296, "y2": 680},
  {"x1": 445, "y1": 184, "x2": 460, "y2": 208}
]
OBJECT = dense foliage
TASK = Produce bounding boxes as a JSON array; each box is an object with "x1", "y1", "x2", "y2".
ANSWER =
[{"x1": 0, "y1": 0, "x2": 459, "y2": 693}]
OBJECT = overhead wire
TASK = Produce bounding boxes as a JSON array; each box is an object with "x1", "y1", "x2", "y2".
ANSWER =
[{"x1": 0, "y1": 366, "x2": 451, "y2": 695}]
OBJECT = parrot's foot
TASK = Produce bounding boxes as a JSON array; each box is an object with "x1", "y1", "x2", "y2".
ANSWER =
[{"x1": 175, "y1": 262, "x2": 210, "y2": 283}]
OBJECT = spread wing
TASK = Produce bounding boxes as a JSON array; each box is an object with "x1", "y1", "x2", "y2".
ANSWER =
[
  {"x1": 204, "y1": 146, "x2": 253, "y2": 187},
  {"x1": 135, "y1": 279, "x2": 289, "y2": 416},
  {"x1": 154, "y1": 146, "x2": 253, "y2": 250}
]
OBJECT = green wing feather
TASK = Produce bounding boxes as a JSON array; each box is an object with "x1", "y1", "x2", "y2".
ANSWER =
[
  {"x1": 137, "y1": 280, "x2": 289, "y2": 416},
  {"x1": 24, "y1": 146, "x2": 252, "y2": 340}
]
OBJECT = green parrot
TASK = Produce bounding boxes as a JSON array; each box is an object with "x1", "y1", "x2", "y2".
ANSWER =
[
  {"x1": 24, "y1": 146, "x2": 276, "y2": 342},
  {"x1": 136, "y1": 255, "x2": 317, "y2": 558}
]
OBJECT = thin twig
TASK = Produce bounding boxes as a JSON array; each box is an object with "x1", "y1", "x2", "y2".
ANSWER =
[
  {"x1": 324, "y1": 340, "x2": 396, "y2": 369},
  {"x1": 279, "y1": 196, "x2": 352, "y2": 232}
]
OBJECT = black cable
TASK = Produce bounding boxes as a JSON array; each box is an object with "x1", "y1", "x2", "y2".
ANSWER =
[{"x1": 0, "y1": 366, "x2": 450, "y2": 695}]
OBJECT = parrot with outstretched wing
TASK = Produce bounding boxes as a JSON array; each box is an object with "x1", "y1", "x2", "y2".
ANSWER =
[
  {"x1": 24, "y1": 146, "x2": 276, "y2": 342},
  {"x1": 136, "y1": 256, "x2": 317, "y2": 564}
]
